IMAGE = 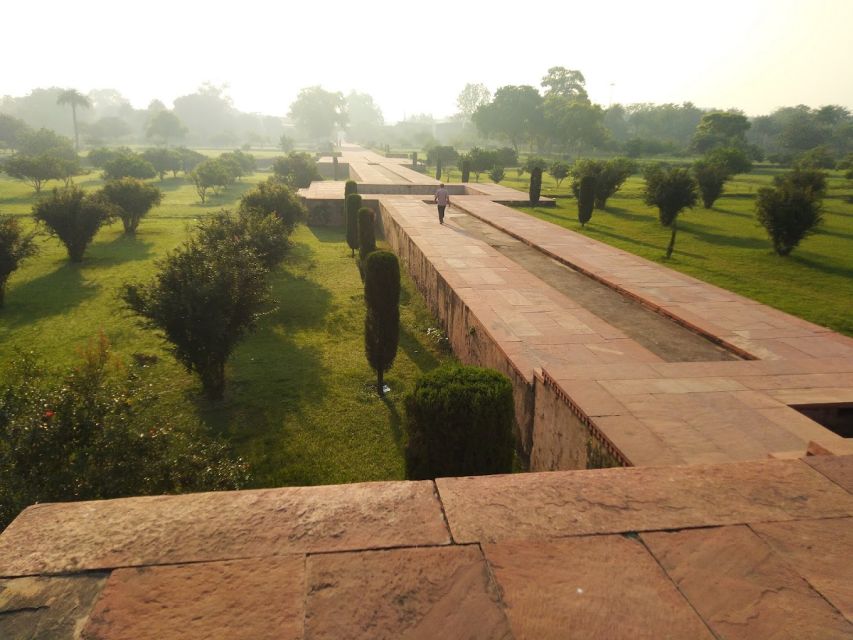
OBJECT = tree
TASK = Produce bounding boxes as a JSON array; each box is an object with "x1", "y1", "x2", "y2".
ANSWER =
[
  {"x1": 195, "y1": 209, "x2": 291, "y2": 270},
  {"x1": 56, "y1": 88, "x2": 91, "y2": 152},
  {"x1": 177, "y1": 147, "x2": 206, "y2": 174},
  {"x1": 218, "y1": 150, "x2": 256, "y2": 182},
  {"x1": 190, "y1": 158, "x2": 232, "y2": 203},
  {"x1": 123, "y1": 226, "x2": 272, "y2": 400},
  {"x1": 3, "y1": 154, "x2": 64, "y2": 193},
  {"x1": 404, "y1": 365, "x2": 514, "y2": 480},
  {"x1": 141, "y1": 147, "x2": 182, "y2": 180},
  {"x1": 102, "y1": 152, "x2": 157, "y2": 180},
  {"x1": 32, "y1": 186, "x2": 114, "y2": 262},
  {"x1": 345, "y1": 193, "x2": 362, "y2": 257},
  {"x1": 489, "y1": 166, "x2": 505, "y2": 183},
  {"x1": 87, "y1": 146, "x2": 131, "y2": 168},
  {"x1": 357, "y1": 207, "x2": 376, "y2": 278},
  {"x1": 692, "y1": 111, "x2": 750, "y2": 153},
  {"x1": 643, "y1": 165, "x2": 698, "y2": 259},
  {"x1": 346, "y1": 92, "x2": 384, "y2": 143},
  {"x1": 543, "y1": 96, "x2": 607, "y2": 152},
  {"x1": 239, "y1": 177, "x2": 306, "y2": 236},
  {"x1": 0, "y1": 338, "x2": 248, "y2": 529},
  {"x1": 279, "y1": 134, "x2": 294, "y2": 152},
  {"x1": 467, "y1": 147, "x2": 497, "y2": 181},
  {"x1": 364, "y1": 251, "x2": 400, "y2": 396},
  {"x1": 100, "y1": 178, "x2": 163, "y2": 234},
  {"x1": 145, "y1": 110, "x2": 187, "y2": 146},
  {"x1": 540, "y1": 66, "x2": 588, "y2": 101},
  {"x1": 796, "y1": 145, "x2": 836, "y2": 170},
  {"x1": 427, "y1": 145, "x2": 457, "y2": 181},
  {"x1": 0, "y1": 214, "x2": 38, "y2": 308},
  {"x1": 288, "y1": 86, "x2": 347, "y2": 140},
  {"x1": 705, "y1": 146, "x2": 752, "y2": 175},
  {"x1": 578, "y1": 175, "x2": 595, "y2": 227},
  {"x1": 570, "y1": 158, "x2": 635, "y2": 209},
  {"x1": 272, "y1": 152, "x2": 321, "y2": 189},
  {"x1": 755, "y1": 169, "x2": 824, "y2": 256},
  {"x1": 0, "y1": 114, "x2": 30, "y2": 152},
  {"x1": 85, "y1": 116, "x2": 131, "y2": 144},
  {"x1": 456, "y1": 83, "x2": 491, "y2": 120},
  {"x1": 472, "y1": 85, "x2": 544, "y2": 153},
  {"x1": 549, "y1": 161, "x2": 571, "y2": 188},
  {"x1": 693, "y1": 159, "x2": 730, "y2": 209}
]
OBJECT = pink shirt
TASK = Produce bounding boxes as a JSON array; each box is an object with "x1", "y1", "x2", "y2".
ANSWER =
[{"x1": 435, "y1": 187, "x2": 449, "y2": 206}]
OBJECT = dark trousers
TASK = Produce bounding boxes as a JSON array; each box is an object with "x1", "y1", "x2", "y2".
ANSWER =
[{"x1": 437, "y1": 205, "x2": 446, "y2": 222}]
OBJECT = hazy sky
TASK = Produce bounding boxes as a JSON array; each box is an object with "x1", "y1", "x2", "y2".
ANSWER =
[{"x1": 3, "y1": 0, "x2": 851, "y2": 122}]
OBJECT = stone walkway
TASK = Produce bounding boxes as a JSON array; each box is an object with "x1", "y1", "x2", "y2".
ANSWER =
[{"x1": 1, "y1": 456, "x2": 851, "y2": 639}]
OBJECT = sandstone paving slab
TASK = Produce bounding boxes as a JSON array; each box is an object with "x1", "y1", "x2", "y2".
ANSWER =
[
  {"x1": 304, "y1": 545, "x2": 512, "y2": 640},
  {"x1": 641, "y1": 525, "x2": 853, "y2": 639},
  {"x1": 483, "y1": 536, "x2": 713, "y2": 639},
  {"x1": 82, "y1": 556, "x2": 303, "y2": 640},
  {"x1": 0, "y1": 480, "x2": 449, "y2": 577},
  {"x1": 750, "y1": 517, "x2": 853, "y2": 622},
  {"x1": 0, "y1": 573, "x2": 107, "y2": 639},
  {"x1": 803, "y1": 455, "x2": 853, "y2": 492},
  {"x1": 436, "y1": 459, "x2": 853, "y2": 544}
]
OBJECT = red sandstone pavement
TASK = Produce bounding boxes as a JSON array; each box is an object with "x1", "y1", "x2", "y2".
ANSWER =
[{"x1": 1, "y1": 457, "x2": 852, "y2": 638}]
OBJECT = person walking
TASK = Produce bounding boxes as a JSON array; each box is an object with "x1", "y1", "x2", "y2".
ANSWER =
[{"x1": 434, "y1": 183, "x2": 450, "y2": 224}]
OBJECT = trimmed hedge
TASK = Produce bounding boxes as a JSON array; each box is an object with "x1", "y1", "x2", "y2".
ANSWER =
[{"x1": 405, "y1": 365, "x2": 514, "y2": 480}]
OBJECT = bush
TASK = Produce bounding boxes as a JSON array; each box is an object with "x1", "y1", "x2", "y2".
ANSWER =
[
  {"x1": 219, "y1": 150, "x2": 256, "y2": 182},
  {"x1": 239, "y1": 178, "x2": 306, "y2": 236},
  {"x1": 643, "y1": 165, "x2": 698, "y2": 259},
  {"x1": 756, "y1": 171, "x2": 824, "y2": 256},
  {"x1": 272, "y1": 152, "x2": 321, "y2": 189},
  {"x1": 0, "y1": 336, "x2": 249, "y2": 530},
  {"x1": 774, "y1": 166, "x2": 827, "y2": 198},
  {"x1": 549, "y1": 161, "x2": 571, "y2": 188},
  {"x1": 460, "y1": 157, "x2": 471, "y2": 183},
  {"x1": 3, "y1": 154, "x2": 64, "y2": 193},
  {"x1": 346, "y1": 193, "x2": 362, "y2": 257},
  {"x1": 190, "y1": 158, "x2": 231, "y2": 203},
  {"x1": 88, "y1": 146, "x2": 132, "y2": 168},
  {"x1": 570, "y1": 158, "x2": 635, "y2": 209},
  {"x1": 122, "y1": 226, "x2": 272, "y2": 400},
  {"x1": 32, "y1": 186, "x2": 114, "y2": 262},
  {"x1": 489, "y1": 165, "x2": 505, "y2": 183},
  {"x1": 404, "y1": 365, "x2": 514, "y2": 480},
  {"x1": 364, "y1": 251, "x2": 400, "y2": 395},
  {"x1": 705, "y1": 147, "x2": 752, "y2": 176},
  {"x1": 529, "y1": 166, "x2": 543, "y2": 205},
  {"x1": 796, "y1": 145, "x2": 836, "y2": 170},
  {"x1": 142, "y1": 147, "x2": 182, "y2": 180},
  {"x1": 357, "y1": 206, "x2": 376, "y2": 271},
  {"x1": 344, "y1": 180, "x2": 358, "y2": 197},
  {"x1": 0, "y1": 214, "x2": 37, "y2": 308},
  {"x1": 100, "y1": 177, "x2": 163, "y2": 234},
  {"x1": 102, "y1": 152, "x2": 157, "y2": 181},
  {"x1": 196, "y1": 210, "x2": 291, "y2": 270},
  {"x1": 578, "y1": 175, "x2": 595, "y2": 227},
  {"x1": 693, "y1": 159, "x2": 730, "y2": 209}
]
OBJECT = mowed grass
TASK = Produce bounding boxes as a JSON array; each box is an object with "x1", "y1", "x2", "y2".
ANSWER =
[
  {"x1": 0, "y1": 171, "x2": 455, "y2": 488},
  {"x1": 491, "y1": 166, "x2": 853, "y2": 337}
]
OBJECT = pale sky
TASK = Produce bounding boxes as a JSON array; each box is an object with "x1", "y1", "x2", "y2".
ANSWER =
[{"x1": 2, "y1": 0, "x2": 851, "y2": 122}]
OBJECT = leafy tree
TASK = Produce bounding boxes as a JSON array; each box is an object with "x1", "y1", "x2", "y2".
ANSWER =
[
  {"x1": 195, "y1": 210, "x2": 291, "y2": 270},
  {"x1": 489, "y1": 166, "x2": 505, "y2": 183},
  {"x1": 219, "y1": 150, "x2": 256, "y2": 182},
  {"x1": 0, "y1": 114, "x2": 30, "y2": 152},
  {"x1": 56, "y1": 88, "x2": 91, "y2": 151},
  {"x1": 100, "y1": 178, "x2": 163, "y2": 234},
  {"x1": 570, "y1": 158, "x2": 635, "y2": 209},
  {"x1": 472, "y1": 85, "x2": 544, "y2": 153},
  {"x1": 643, "y1": 165, "x2": 698, "y2": 259},
  {"x1": 459, "y1": 156, "x2": 471, "y2": 182},
  {"x1": 177, "y1": 147, "x2": 206, "y2": 174},
  {"x1": 775, "y1": 166, "x2": 828, "y2": 198},
  {"x1": 796, "y1": 145, "x2": 836, "y2": 170},
  {"x1": 549, "y1": 161, "x2": 571, "y2": 188},
  {"x1": 142, "y1": 147, "x2": 183, "y2": 180},
  {"x1": 364, "y1": 251, "x2": 400, "y2": 396},
  {"x1": 272, "y1": 152, "x2": 321, "y2": 189},
  {"x1": 467, "y1": 147, "x2": 496, "y2": 181},
  {"x1": 288, "y1": 86, "x2": 347, "y2": 140},
  {"x1": 0, "y1": 214, "x2": 38, "y2": 308},
  {"x1": 529, "y1": 165, "x2": 543, "y2": 205},
  {"x1": 692, "y1": 111, "x2": 750, "y2": 153},
  {"x1": 540, "y1": 66, "x2": 588, "y2": 101},
  {"x1": 239, "y1": 177, "x2": 306, "y2": 236},
  {"x1": 85, "y1": 116, "x2": 131, "y2": 144},
  {"x1": 578, "y1": 175, "x2": 595, "y2": 227},
  {"x1": 123, "y1": 225, "x2": 272, "y2": 400},
  {"x1": 427, "y1": 145, "x2": 458, "y2": 180},
  {"x1": 456, "y1": 83, "x2": 492, "y2": 120},
  {"x1": 16, "y1": 128, "x2": 78, "y2": 159},
  {"x1": 404, "y1": 365, "x2": 514, "y2": 480},
  {"x1": 3, "y1": 154, "x2": 64, "y2": 193},
  {"x1": 495, "y1": 147, "x2": 518, "y2": 168},
  {"x1": 190, "y1": 158, "x2": 231, "y2": 203},
  {"x1": 705, "y1": 146, "x2": 752, "y2": 175},
  {"x1": 693, "y1": 159, "x2": 730, "y2": 209},
  {"x1": 346, "y1": 92, "x2": 384, "y2": 143},
  {"x1": 345, "y1": 193, "x2": 362, "y2": 257},
  {"x1": 32, "y1": 186, "x2": 114, "y2": 262},
  {"x1": 0, "y1": 337, "x2": 249, "y2": 529},
  {"x1": 102, "y1": 152, "x2": 157, "y2": 180},
  {"x1": 88, "y1": 146, "x2": 132, "y2": 168},
  {"x1": 756, "y1": 170, "x2": 824, "y2": 256},
  {"x1": 279, "y1": 134, "x2": 294, "y2": 152},
  {"x1": 544, "y1": 96, "x2": 607, "y2": 152},
  {"x1": 145, "y1": 110, "x2": 187, "y2": 146}
]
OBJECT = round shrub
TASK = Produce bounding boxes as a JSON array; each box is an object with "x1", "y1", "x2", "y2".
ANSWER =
[{"x1": 405, "y1": 365, "x2": 515, "y2": 480}]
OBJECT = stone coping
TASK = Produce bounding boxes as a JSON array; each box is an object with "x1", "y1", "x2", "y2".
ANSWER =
[{"x1": 1, "y1": 456, "x2": 851, "y2": 638}]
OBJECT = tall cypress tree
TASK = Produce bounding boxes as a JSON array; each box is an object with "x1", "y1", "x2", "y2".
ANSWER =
[
  {"x1": 529, "y1": 166, "x2": 543, "y2": 205},
  {"x1": 364, "y1": 251, "x2": 400, "y2": 396},
  {"x1": 346, "y1": 193, "x2": 361, "y2": 257},
  {"x1": 357, "y1": 207, "x2": 376, "y2": 279}
]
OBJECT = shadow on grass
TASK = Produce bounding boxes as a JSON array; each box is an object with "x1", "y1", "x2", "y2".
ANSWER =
[
  {"x1": 2, "y1": 263, "x2": 98, "y2": 326},
  {"x1": 710, "y1": 205, "x2": 752, "y2": 218},
  {"x1": 790, "y1": 253, "x2": 853, "y2": 279},
  {"x1": 86, "y1": 233, "x2": 155, "y2": 266},
  {"x1": 680, "y1": 222, "x2": 767, "y2": 250},
  {"x1": 603, "y1": 206, "x2": 648, "y2": 222},
  {"x1": 381, "y1": 394, "x2": 405, "y2": 450},
  {"x1": 586, "y1": 227, "x2": 706, "y2": 260},
  {"x1": 306, "y1": 224, "x2": 346, "y2": 244},
  {"x1": 398, "y1": 325, "x2": 439, "y2": 373}
]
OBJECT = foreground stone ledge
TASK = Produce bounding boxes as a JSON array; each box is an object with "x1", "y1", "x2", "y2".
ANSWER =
[
  {"x1": 436, "y1": 459, "x2": 853, "y2": 544},
  {"x1": 0, "y1": 480, "x2": 450, "y2": 577}
]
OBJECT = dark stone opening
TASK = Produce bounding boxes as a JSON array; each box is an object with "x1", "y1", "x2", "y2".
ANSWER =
[{"x1": 793, "y1": 403, "x2": 853, "y2": 438}]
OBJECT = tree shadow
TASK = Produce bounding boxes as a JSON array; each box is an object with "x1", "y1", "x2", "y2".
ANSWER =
[
  {"x1": 305, "y1": 225, "x2": 346, "y2": 244},
  {"x1": 398, "y1": 325, "x2": 439, "y2": 373},
  {"x1": 710, "y1": 205, "x2": 752, "y2": 218},
  {"x1": 587, "y1": 227, "x2": 706, "y2": 259},
  {"x1": 381, "y1": 393, "x2": 405, "y2": 450},
  {"x1": 603, "y1": 206, "x2": 648, "y2": 222},
  {"x1": 680, "y1": 221, "x2": 767, "y2": 249},
  {"x1": 814, "y1": 227, "x2": 853, "y2": 241},
  {"x1": 790, "y1": 253, "x2": 853, "y2": 279},
  {"x1": 85, "y1": 233, "x2": 155, "y2": 267},
  {"x1": 2, "y1": 263, "x2": 98, "y2": 326}
]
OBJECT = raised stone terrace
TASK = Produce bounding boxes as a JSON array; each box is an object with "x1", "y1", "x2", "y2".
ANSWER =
[
  {"x1": 2, "y1": 145, "x2": 852, "y2": 637},
  {"x1": 1, "y1": 456, "x2": 852, "y2": 638}
]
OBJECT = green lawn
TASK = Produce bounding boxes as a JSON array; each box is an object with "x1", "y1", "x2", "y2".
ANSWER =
[
  {"x1": 0, "y1": 171, "x2": 455, "y2": 488},
  {"x1": 489, "y1": 166, "x2": 853, "y2": 337}
]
